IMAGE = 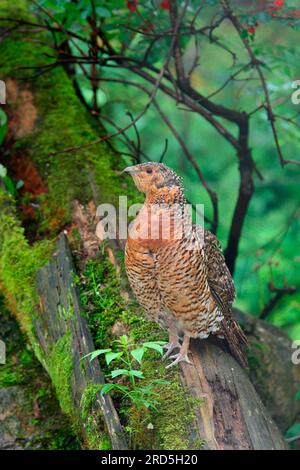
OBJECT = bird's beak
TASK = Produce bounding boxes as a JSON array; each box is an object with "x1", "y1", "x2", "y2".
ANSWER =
[{"x1": 123, "y1": 165, "x2": 138, "y2": 174}]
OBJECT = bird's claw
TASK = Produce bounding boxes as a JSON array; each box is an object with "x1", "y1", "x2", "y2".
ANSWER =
[
  {"x1": 162, "y1": 341, "x2": 181, "y2": 360},
  {"x1": 165, "y1": 352, "x2": 192, "y2": 369}
]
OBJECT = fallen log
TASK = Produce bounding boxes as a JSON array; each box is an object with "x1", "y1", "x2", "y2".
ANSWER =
[
  {"x1": 0, "y1": 1, "x2": 289, "y2": 449},
  {"x1": 34, "y1": 234, "x2": 128, "y2": 450}
]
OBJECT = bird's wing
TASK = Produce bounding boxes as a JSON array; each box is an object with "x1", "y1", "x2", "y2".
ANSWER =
[
  {"x1": 202, "y1": 229, "x2": 235, "y2": 312},
  {"x1": 196, "y1": 227, "x2": 248, "y2": 367}
]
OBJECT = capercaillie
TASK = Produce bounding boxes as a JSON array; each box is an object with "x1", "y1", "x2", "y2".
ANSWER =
[{"x1": 124, "y1": 162, "x2": 247, "y2": 368}]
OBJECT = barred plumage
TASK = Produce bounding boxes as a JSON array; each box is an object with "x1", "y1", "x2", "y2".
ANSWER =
[{"x1": 124, "y1": 162, "x2": 247, "y2": 368}]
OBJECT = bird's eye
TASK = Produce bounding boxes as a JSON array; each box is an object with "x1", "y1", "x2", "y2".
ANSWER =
[{"x1": 146, "y1": 168, "x2": 153, "y2": 174}]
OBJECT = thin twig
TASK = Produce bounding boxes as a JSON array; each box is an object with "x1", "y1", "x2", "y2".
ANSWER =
[{"x1": 50, "y1": 0, "x2": 189, "y2": 155}]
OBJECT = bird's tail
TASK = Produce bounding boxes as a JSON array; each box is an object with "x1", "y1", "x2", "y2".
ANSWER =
[{"x1": 220, "y1": 316, "x2": 248, "y2": 368}]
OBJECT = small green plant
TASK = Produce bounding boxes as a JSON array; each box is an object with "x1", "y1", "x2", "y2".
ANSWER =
[
  {"x1": 0, "y1": 163, "x2": 24, "y2": 197},
  {"x1": 85, "y1": 335, "x2": 168, "y2": 411}
]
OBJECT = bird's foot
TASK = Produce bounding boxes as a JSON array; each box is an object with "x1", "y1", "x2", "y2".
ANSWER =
[
  {"x1": 165, "y1": 352, "x2": 192, "y2": 369},
  {"x1": 162, "y1": 341, "x2": 181, "y2": 361}
]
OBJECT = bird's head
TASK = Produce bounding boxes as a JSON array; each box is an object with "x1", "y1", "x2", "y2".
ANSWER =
[{"x1": 123, "y1": 162, "x2": 183, "y2": 196}]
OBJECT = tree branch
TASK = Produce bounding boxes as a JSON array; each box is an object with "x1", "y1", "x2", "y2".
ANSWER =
[{"x1": 260, "y1": 283, "x2": 297, "y2": 320}]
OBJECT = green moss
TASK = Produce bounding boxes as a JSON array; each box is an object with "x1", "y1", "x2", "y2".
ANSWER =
[
  {"x1": 0, "y1": 3, "x2": 139, "y2": 235},
  {"x1": 78, "y1": 255, "x2": 131, "y2": 349},
  {"x1": 47, "y1": 333, "x2": 74, "y2": 419},
  {"x1": 0, "y1": 368, "x2": 24, "y2": 387},
  {"x1": 57, "y1": 292, "x2": 76, "y2": 322},
  {"x1": 80, "y1": 384, "x2": 101, "y2": 421},
  {"x1": 0, "y1": 0, "x2": 133, "y2": 448},
  {"x1": 153, "y1": 379, "x2": 204, "y2": 450},
  {"x1": 80, "y1": 383, "x2": 112, "y2": 450},
  {"x1": 0, "y1": 294, "x2": 80, "y2": 449},
  {"x1": 122, "y1": 349, "x2": 203, "y2": 450},
  {"x1": 43, "y1": 428, "x2": 81, "y2": 450},
  {"x1": 0, "y1": 189, "x2": 53, "y2": 359}
]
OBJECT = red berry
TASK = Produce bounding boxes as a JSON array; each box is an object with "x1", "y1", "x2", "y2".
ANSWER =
[
  {"x1": 274, "y1": 0, "x2": 284, "y2": 6},
  {"x1": 248, "y1": 26, "x2": 256, "y2": 34},
  {"x1": 126, "y1": 0, "x2": 138, "y2": 13},
  {"x1": 160, "y1": 0, "x2": 171, "y2": 10}
]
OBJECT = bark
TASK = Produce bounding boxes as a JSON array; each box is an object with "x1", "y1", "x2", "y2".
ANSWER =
[
  {"x1": 180, "y1": 339, "x2": 287, "y2": 449},
  {"x1": 35, "y1": 234, "x2": 128, "y2": 450},
  {"x1": 235, "y1": 309, "x2": 300, "y2": 433}
]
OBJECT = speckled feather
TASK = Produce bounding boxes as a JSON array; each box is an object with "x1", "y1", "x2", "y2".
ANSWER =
[{"x1": 125, "y1": 162, "x2": 248, "y2": 367}]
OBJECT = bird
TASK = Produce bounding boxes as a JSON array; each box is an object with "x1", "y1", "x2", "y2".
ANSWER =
[{"x1": 124, "y1": 162, "x2": 248, "y2": 368}]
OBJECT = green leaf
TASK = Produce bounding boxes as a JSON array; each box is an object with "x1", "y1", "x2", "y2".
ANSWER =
[
  {"x1": 0, "y1": 108, "x2": 7, "y2": 146},
  {"x1": 96, "y1": 88, "x2": 107, "y2": 107},
  {"x1": 241, "y1": 28, "x2": 249, "y2": 39},
  {"x1": 131, "y1": 347, "x2": 144, "y2": 364},
  {"x1": 110, "y1": 368, "x2": 130, "y2": 378},
  {"x1": 129, "y1": 370, "x2": 144, "y2": 379},
  {"x1": 99, "y1": 383, "x2": 119, "y2": 395},
  {"x1": 83, "y1": 348, "x2": 111, "y2": 361},
  {"x1": 0, "y1": 163, "x2": 7, "y2": 178},
  {"x1": 80, "y1": 86, "x2": 94, "y2": 107},
  {"x1": 286, "y1": 422, "x2": 300, "y2": 439},
  {"x1": 143, "y1": 341, "x2": 165, "y2": 355},
  {"x1": 78, "y1": 81, "x2": 107, "y2": 109},
  {"x1": 16, "y1": 180, "x2": 24, "y2": 190},
  {"x1": 100, "y1": 383, "x2": 129, "y2": 395},
  {"x1": 105, "y1": 351, "x2": 123, "y2": 365},
  {"x1": 119, "y1": 335, "x2": 129, "y2": 345},
  {"x1": 296, "y1": 390, "x2": 300, "y2": 400},
  {"x1": 151, "y1": 379, "x2": 170, "y2": 385},
  {"x1": 96, "y1": 7, "x2": 111, "y2": 18}
]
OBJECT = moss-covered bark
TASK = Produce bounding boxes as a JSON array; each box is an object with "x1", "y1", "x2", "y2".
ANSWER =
[
  {"x1": 0, "y1": 0, "x2": 199, "y2": 449},
  {"x1": 0, "y1": 294, "x2": 80, "y2": 449},
  {"x1": 0, "y1": 1, "x2": 137, "y2": 233},
  {"x1": 0, "y1": 187, "x2": 52, "y2": 361}
]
